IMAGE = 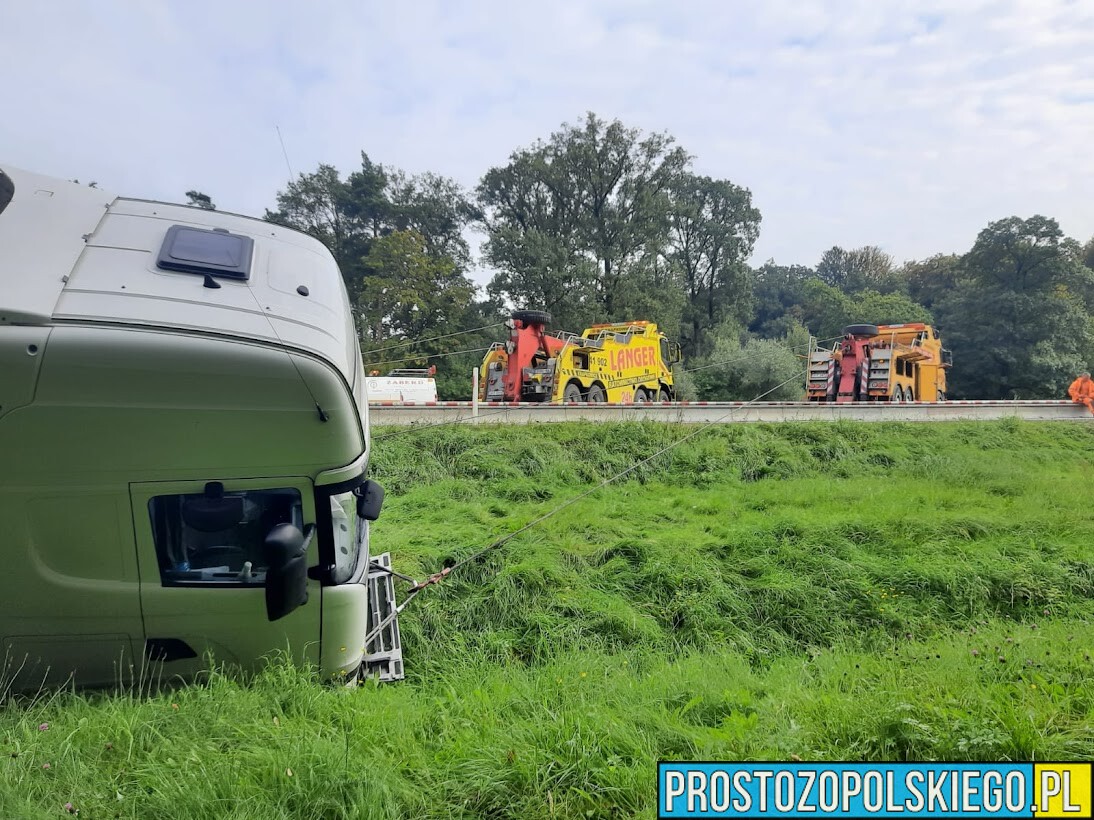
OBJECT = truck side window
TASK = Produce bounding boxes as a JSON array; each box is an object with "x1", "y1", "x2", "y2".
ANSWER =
[{"x1": 148, "y1": 488, "x2": 303, "y2": 586}]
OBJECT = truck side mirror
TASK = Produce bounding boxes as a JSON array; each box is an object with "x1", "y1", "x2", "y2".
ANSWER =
[
  {"x1": 355, "y1": 479, "x2": 384, "y2": 521},
  {"x1": 264, "y1": 523, "x2": 313, "y2": 622}
]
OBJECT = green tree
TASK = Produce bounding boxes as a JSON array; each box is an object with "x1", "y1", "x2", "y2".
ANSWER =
[
  {"x1": 799, "y1": 281, "x2": 932, "y2": 340},
  {"x1": 266, "y1": 154, "x2": 476, "y2": 324},
  {"x1": 611, "y1": 255, "x2": 687, "y2": 340},
  {"x1": 936, "y1": 216, "x2": 1093, "y2": 398},
  {"x1": 479, "y1": 112, "x2": 691, "y2": 325},
  {"x1": 816, "y1": 246, "x2": 899, "y2": 294},
  {"x1": 357, "y1": 230, "x2": 474, "y2": 348},
  {"x1": 265, "y1": 163, "x2": 358, "y2": 272},
  {"x1": 900, "y1": 254, "x2": 961, "y2": 311},
  {"x1": 689, "y1": 320, "x2": 805, "y2": 401},
  {"x1": 852, "y1": 290, "x2": 933, "y2": 327},
  {"x1": 388, "y1": 171, "x2": 477, "y2": 269},
  {"x1": 798, "y1": 280, "x2": 852, "y2": 340},
  {"x1": 749, "y1": 262, "x2": 814, "y2": 338},
  {"x1": 480, "y1": 147, "x2": 597, "y2": 329},
  {"x1": 1082, "y1": 236, "x2": 1094, "y2": 271},
  {"x1": 668, "y1": 174, "x2": 761, "y2": 357},
  {"x1": 185, "y1": 190, "x2": 216, "y2": 210}
]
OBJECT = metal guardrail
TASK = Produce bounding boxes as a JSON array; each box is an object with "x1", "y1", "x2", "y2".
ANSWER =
[{"x1": 368, "y1": 401, "x2": 1093, "y2": 425}]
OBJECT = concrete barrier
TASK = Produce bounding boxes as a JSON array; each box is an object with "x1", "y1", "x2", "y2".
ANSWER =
[{"x1": 368, "y1": 401, "x2": 1093, "y2": 425}]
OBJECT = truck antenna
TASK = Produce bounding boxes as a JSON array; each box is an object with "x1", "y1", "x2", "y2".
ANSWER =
[{"x1": 276, "y1": 125, "x2": 295, "y2": 183}]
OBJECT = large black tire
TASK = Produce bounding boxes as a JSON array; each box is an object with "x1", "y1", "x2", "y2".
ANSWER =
[
  {"x1": 633, "y1": 388, "x2": 648, "y2": 403},
  {"x1": 563, "y1": 382, "x2": 584, "y2": 403},
  {"x1": 937, "y1": 389, "x2": 946, "y2": 402},
  {"x1": 890, "y1": 385, "x2": 903, "y2": 403},
  {"x1": 844, "y1": 323, "x2": 879, "y2": 337},
  {"x1": 512, "y1": 309, "x2": 551, "y2": 327},
  {"x1": 586, "y1": 384, "x2": 607, "y2": 403},
  {"x1": 658, "y1": 388, "x2": 670, "y2": 402}
]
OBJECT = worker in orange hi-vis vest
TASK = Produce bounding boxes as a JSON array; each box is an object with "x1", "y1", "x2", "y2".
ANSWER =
[{"x1": 1068, "y1": 371, "x2": 1094, "y2": 415}]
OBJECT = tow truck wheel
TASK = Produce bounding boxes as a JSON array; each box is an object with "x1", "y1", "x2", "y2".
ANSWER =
[
  {"x1": 658, "y1": 388, "x2": 670, "y2": 402},
  {"x1": 891, "y1": 386, "x2": 903, "y2": 403},
  {"x1": 937, "y1": 390, "x2": 946, "y2": 402},
  {"x1": 563, "y1": 382, "x2": 583, "y2": 403},
  {"x1": 587, "y1": 385, "x2": 607, "y2": 403},
  {"x1": 844, "y1": 323, "x2": 880, "y2": 337},
  {"x1": 511, "y1": 309, "x2": 551, "y2": 326},
  {"x1": 633, "y1": 388, "x2": 648, "y2": 403}
]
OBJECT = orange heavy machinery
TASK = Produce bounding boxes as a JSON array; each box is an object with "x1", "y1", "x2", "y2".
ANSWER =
[{"x1": 807, "y1": 323, "x2": 953, "y2": 403}]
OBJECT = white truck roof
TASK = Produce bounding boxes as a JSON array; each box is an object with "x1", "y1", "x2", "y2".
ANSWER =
[{"x1": 0, "y1": 164, "x2": 359, "y2": 386}]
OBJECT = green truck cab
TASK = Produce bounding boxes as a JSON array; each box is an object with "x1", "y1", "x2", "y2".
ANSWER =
[{"x1": 0, "y1": 164, "x2": 397, "y2": 689}]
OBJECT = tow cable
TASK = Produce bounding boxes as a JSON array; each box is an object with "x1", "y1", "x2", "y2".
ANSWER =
[{"x1": 361, "y1": 370, "x2": 805, "y2": 681}]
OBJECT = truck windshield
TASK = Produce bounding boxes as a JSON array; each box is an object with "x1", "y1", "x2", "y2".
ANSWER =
[{"x1": 148, "y1": 488, "x2": 303, "y2": 586}]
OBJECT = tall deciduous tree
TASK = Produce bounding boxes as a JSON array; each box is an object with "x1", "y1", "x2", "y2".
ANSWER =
[
  {"x1": 749, "y1": 262, "x2": 814, "y2": 339},
  {"x1": 480, "y1": 151, "x2": 595, "y2": 329},
  {"x1": 479, "y1": 112, "x2": 691, "y2": 325},
  {"x1": 668, "y1": 174, "x2": 761, "y2": 356},
  {"x1": 936, "y1": 216, "x2": 1093, "y2": 398},
  {"x1": 388, "y1": 171, "x2": 478, "y2": 269},
  {"x1": 799, "y1": 281, "x2": 932, "y2": 340},
  {"x1": 358, "y1": 230, "x2": 474, "y2": 348},
  {"x1": 816, "y1": 246, "x2": 898, "y2": 294},
  {"x1": 899, "y1": 254, "x2": 961, "y2": 311}
]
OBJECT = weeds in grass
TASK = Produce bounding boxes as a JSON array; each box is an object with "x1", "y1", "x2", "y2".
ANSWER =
[{"x1": 2, "y1": 421, "x2": 1093, "y2": 817}]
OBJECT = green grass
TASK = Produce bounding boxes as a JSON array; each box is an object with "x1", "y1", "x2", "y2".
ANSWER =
[{"x1": 3, "y1": 421, "x2": 1094, "y2": 818}]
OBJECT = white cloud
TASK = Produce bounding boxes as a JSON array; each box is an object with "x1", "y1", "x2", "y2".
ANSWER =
[{"x1": 2, "y1": 0, "x2": 1092, "y2": 288}]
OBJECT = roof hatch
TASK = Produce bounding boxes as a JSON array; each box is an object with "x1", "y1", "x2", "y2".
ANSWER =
[{"x1": 156, "y1": 224, "x2": 253, "y2": 281}]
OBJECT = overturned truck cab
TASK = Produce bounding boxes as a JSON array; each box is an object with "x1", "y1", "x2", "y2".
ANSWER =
[{"x1": 0, "y1": 164, "x2": 402, "y2": 689}]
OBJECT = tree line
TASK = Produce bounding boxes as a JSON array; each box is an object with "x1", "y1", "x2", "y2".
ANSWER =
[{"x1": 189, "y1": 112, "x2": 1094, "y2": 401}]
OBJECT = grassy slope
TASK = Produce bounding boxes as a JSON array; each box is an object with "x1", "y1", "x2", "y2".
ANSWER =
[{"x1": 2, "y1": 421, "x2": 1093, "y2": 818}]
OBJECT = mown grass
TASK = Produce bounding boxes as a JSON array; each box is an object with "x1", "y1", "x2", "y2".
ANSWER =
[{"x1": 2, "y1": 421, "x2": 1093, "y2": 818}]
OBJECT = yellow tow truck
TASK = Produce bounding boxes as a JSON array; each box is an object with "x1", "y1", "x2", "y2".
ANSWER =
[{"x1": 480, "y1": 310, "x2": 682, "y2": 403}]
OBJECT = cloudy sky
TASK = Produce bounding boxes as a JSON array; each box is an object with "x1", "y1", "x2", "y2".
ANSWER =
[{"x1": 4, "y1": 0, "x2": 1092, "y2": 287}]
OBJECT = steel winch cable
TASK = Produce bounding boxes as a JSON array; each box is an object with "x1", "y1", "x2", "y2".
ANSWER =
[
  {"x1": 360, "y1": 369, "x2": 807, "y2": 647},
  {"x1": 361, "y1": 321, "x2": 505, "y2": 357},
  {"x1": 364, "y1": 344, "x2": 494, "y2": 370}
]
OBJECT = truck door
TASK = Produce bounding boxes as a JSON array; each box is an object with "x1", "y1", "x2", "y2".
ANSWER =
[
  {"x1": 1, "y1": 488, "x2": 143, "y2": 688},
  {"x1": 130, "y1": 478, "x2": 323, "y2": 678}
]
